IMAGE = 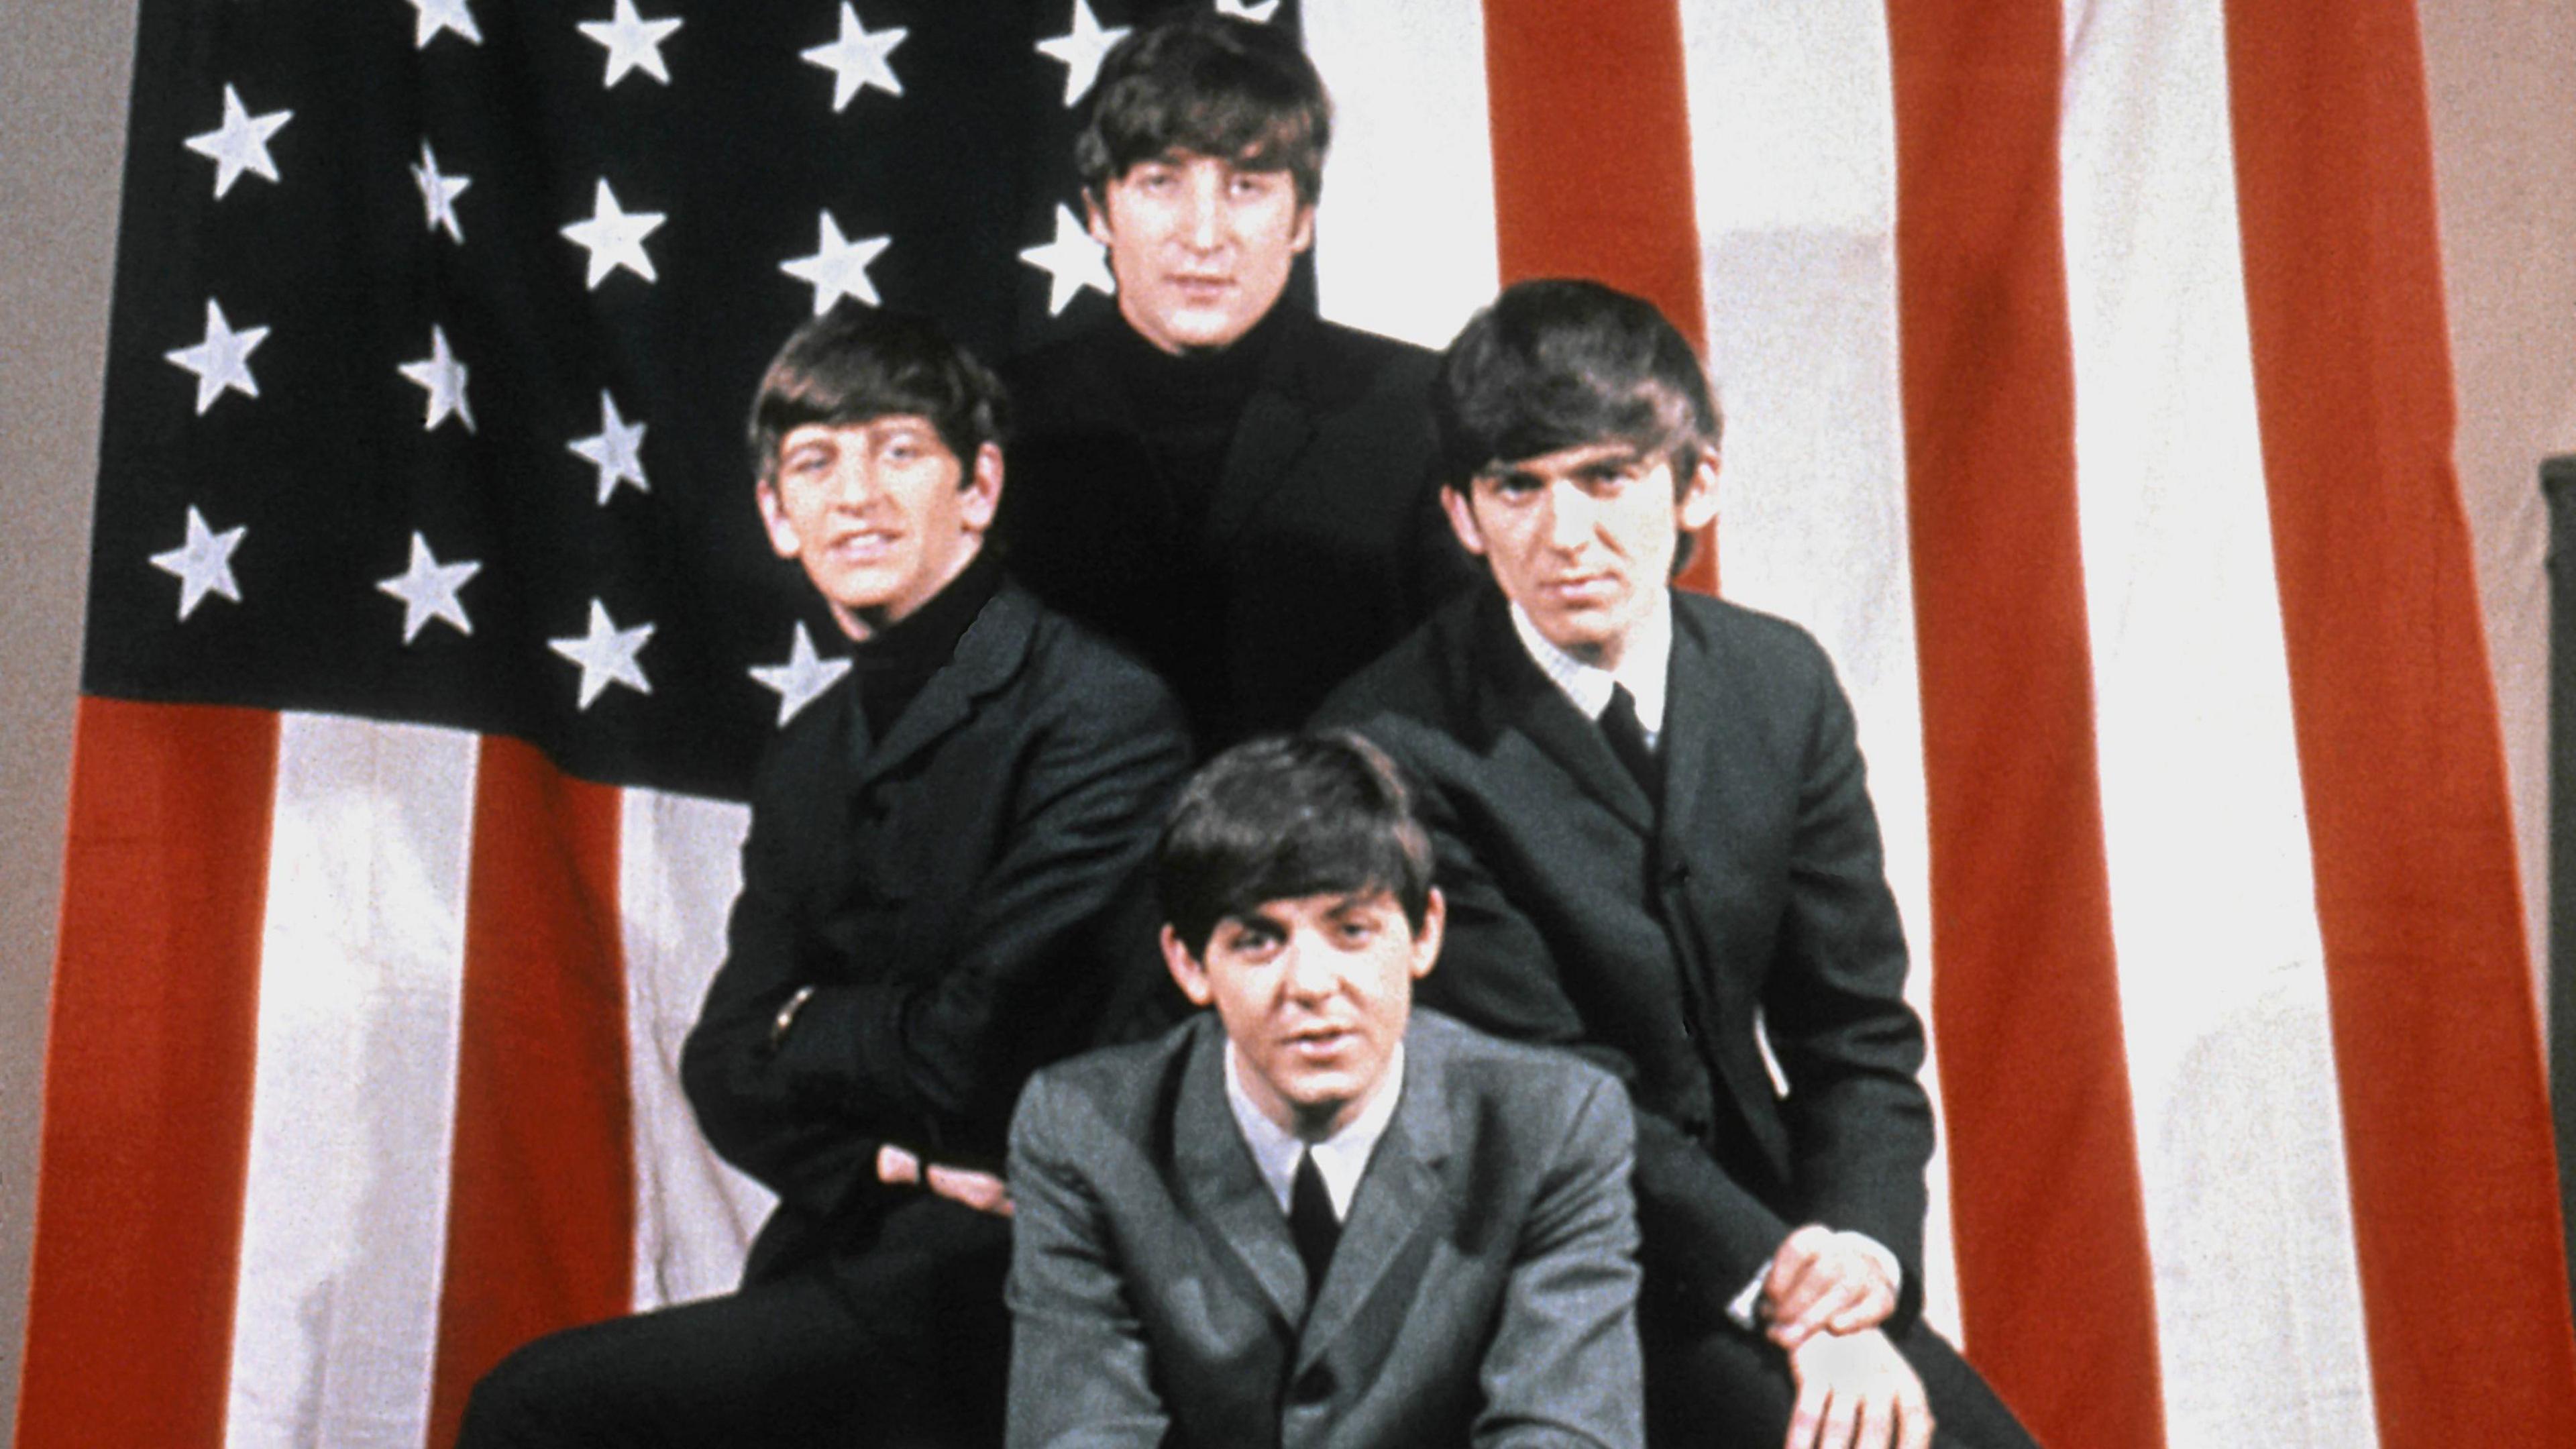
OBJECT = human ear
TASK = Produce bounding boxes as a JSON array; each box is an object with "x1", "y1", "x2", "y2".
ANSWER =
[
  {"x1": 1440, "y1": 486, "x2": 1487, "y2": 557},
  {"x1": 960, "y1": 443, "x2": 1004, "y2": 532},
  {"x1": 756, "y1": 480, "x2": 800, "y2": 559},
  {"x1": 1676, "y1": 447, "x2": 1720, "y2": 532},
  {"x1": 1289, "y1": 203, "x2": 1315, "y2": 254},
  {"x1": 1409, "y1": 888, "x2": 1446, "y2": 981},
  {"x1": 1160, "y1": 924, "x2": 1215, "y2": 1008},
  {"x1": 1083, "y1": 190, "x2": 1115, "y2": 248}
]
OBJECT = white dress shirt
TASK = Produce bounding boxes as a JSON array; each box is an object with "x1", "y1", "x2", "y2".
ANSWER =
[
  {"x1": 1507, "y1": 592, "x2": 1674, "y2": 747},
  {"x1": 1222, "y1": 1039, "x2": 1404, "y2": 1222}
]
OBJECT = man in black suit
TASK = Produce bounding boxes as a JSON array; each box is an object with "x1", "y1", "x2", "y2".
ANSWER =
[
  {"x1": 1320, "y1": 281, "x2": 2037, "y2": 1449},
  {"x1": 458, "y1": 305, "x2": 1192, "y2": 1447},
  {"x1": 999, "y1": 13, "x2": 1473, "y2": 747},
  {"x1": 1006, "y1": 733, "x2": 1644, "y2": 1448}
]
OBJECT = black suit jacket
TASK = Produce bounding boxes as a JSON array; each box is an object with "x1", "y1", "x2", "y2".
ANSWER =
[
  {"x1": 680, "y1": 578, "x2": 1193, "y2": 1287},
  {"x1": 1319, "y1": 589, "x2": 1934, "y2": 1332},
  {"x1": 1006, "y1": 1010, "x2": 1643, "y2": 1449},
  {"x1": 998, "y1": 307, "x2": 1475, "y2": 746}
]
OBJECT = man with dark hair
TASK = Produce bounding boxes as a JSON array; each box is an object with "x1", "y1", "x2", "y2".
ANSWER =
[
  {"x1": 999, "y1": 12, "x2": 1472, "y2": 748},
  {"x1": 1005, "y1": 733, "x2": 1645, "y2": 1448},
  {"x1": 1321, "y1": 280, "x2": 2037, "y2": 1449},
  {"x1": 458, "y1": 304, "x2": 1191, "y2": 1447}
]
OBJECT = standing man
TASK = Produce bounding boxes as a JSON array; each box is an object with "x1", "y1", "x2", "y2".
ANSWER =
[
  {"x1": 459, "y1": 305, "x2": 1191, "y2": 1447},
  {"x1": 1006, "y1": 733, "x2": 1644, "y2": 1448},
  {"x1": 1000, "y1": 13, "x2": 1473, "y2": 749},
  {"x1": 1321, "y1": 280, "x2": 2037, "y2": 1449}
]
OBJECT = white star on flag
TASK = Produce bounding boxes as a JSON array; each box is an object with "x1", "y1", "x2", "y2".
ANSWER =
[
  {"x1": 406, "y1": 0, "x2": 482, "y2": 49},
  {"x1": 149, "y1": 506, "x2": 246, "y2": 621},
  {"x1": 802, "y1": 3, "x2": 906, "y2": 111},
  {"x1": 1020, "y1": 205, "x2": 1114, "y2": 315},
  {"x1": 561, "y1": 178, "x2": 666, "y2": 289},
  {"x1": 781, "y1": 211, "x2": 892, "y2": 315},
  {"x1": 749, "y1": 622, "x2": 854, "y2": 727},
  {"x1": 183, "y1": 85, "x2": 291, "y2": 200},
  {"x1": 164, "y1": 299, "x2": 268, "y2": 415},
  {"x1": 413, "y1": 140, "x2": 470, "y2": 242},
  {"x1": 580, "y1": 0, "x2": 682, "y2": 88},
  {"x1": 398, "y1": 325, "x2": 475, "y2": 433},
  {"x1": 569, "y1": 390, "x2": 650, "y2": 504},
  {"x1": 1036, "y1": 0, "x2": 1128, "y2": 107},
  {"x1": 549, "y1": 598, "x2": 655, "y2": 710},
  {"x1": 1214, "y1": 0, "x2": 1282, "y2": 21},
  {"x1": 376, "y1": 531, "x2": 480, "y2": 643}
]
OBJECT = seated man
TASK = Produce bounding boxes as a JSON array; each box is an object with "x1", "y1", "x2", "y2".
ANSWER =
[
  {"x1": 460, "y1": 305, "x2": 1192, "y2": 1447},
  {"x1": 1320, "y1": 280, "x2": 2037, "y2": 1449},
  {"x1": 1000, "y1": 13, "x2": 1474, "y2": 747},
  {"x1": 1005, "y1": 733, "x2": 1644, "y2": 1448}
]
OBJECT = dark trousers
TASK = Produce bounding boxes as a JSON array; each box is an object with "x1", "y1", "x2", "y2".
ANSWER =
[
  {"x1": 1645, "y1": 1305, "x2": 2041, "y2": 1449},
  {"x1": 458, "y1": 1196, "x2": 1010, "y2": 1448}
]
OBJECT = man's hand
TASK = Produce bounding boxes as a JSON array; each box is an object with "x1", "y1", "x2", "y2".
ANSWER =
[
  {"x1": 1764, "y1": 1225, "x2": 1898, "y2": 1350},
  {"x1": 876, "y1": 1144, "x2": 1012, "y2": 1217},
  {"x1": 926, "y1": 1163, "x2": 1013, "y2": 1217},
  {"x1": 1784, "y1": 1328, "x2": 1932, "y2": 1449}
]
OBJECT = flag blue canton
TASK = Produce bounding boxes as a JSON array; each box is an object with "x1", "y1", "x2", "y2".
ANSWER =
[{"x1": 84, "y1": 0, "x2": 1298, "y2": 799}]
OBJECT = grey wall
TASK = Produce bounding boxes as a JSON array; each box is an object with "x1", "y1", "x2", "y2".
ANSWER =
[{"x1": 0, "y1": 0, "x2": 137, "y2": 1434}]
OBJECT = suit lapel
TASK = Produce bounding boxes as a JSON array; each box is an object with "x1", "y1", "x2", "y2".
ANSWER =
[
  {"x1": 1294, "y1": 1030, "x2": 1454, "y2": 1373},
  {"x1": 1171, "y1": 1020, "x2": 1309, "y2": 1330},
  {"x1": 1465, "y1": 591, "x2": 1656, "y2": 834},
  {"x1": 1201, "y1": 309, "x2": 1331, "y2": 553},
  {"x1": 851, "y1": 582, "x2": 1037, "y2": 790}
]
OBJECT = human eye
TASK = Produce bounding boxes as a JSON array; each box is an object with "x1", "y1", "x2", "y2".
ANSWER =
[
  {"x1": 1483, "y1": 472, "x2": 1540, "y2": 503},
  {"x1": 782, "y1": 441, "x2": 832, "y2": 479},
  {"x1": 1229, "y1": 170, "x2": 1279, "y2": 200}
]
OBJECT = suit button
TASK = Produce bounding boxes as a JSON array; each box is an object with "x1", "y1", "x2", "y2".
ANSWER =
[
  {"x1": 1663, "y1": 859, "x2": 1691, "y2": 885},
  {"x1": 1292, "y1": 1366, "x2": 1334, "y2": 1404}
]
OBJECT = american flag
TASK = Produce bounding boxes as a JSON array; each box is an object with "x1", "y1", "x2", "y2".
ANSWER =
[{"x1": 21, "y1": 1, "x2": 2575, "y2": 1448}]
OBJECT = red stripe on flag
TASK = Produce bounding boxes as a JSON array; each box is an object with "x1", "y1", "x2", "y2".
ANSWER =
[
  {"x1": 1885, "y1": 9, "x2": 2165, "y2": 1445},
  {"x1": 424, "y1": 737, "x2": 633, "y2": 1448},
  {"x1": 1479, "y1": 0, "x2": 1719, "y2": 594},
  {"x1": 15, "y1": 698, "x2": 280, "y2": 1449},
  {"x1": 2222, "y1": 2, "x2": 2576, "y2": 1441}
]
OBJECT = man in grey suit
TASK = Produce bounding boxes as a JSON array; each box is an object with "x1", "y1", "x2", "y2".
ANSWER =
[
  {"x1": 1320, "y1": 281, "x2": 2037, "y2": 1449},
  {"x1": 1005, "y1": 733, "x2": 1644, "y2": 1448}
]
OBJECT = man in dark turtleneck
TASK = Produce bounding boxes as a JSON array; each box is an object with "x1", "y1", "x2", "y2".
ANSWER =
[
  {"x1": 998, "y1": 13, "x2": 1474, "y2": 749},
  {"x1": 459, "y1": 305, "x2": 1191, "y2": 1448}
]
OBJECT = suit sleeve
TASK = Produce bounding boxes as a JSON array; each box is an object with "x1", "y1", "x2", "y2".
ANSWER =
[
  {"x1": 1761, "y1": 651, "x2": 1933, "y2": 1320},
  {"x1": 802, "y1": 666, "x2": 1191, "y2": 1151},
  {"x1": 676, "y1": 724, "x2": 888, "y2": 1221},
  {"x1": 1476, "y1": 1071, "x2": 1646, "y2": 1449},
  {"x1": 1004, "y1": 1073, "x2": 1172, "y2": 1449},
  {"x1": 683, "y1": 659, "x2": 1191, "y2": 1213},
  {"x1": 1397, "y1": 765, "x2": 1799, "y2": 1330}
]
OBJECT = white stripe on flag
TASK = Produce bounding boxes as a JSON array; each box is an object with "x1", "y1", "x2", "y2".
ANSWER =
[
  {"x1": 223, "y1": 714, "x2": 478, "y2": 1449},
  {"x1": 2055, "y1": 0, "x2": 2377, "y2": 1442},
  {"x1": 619, "y1": 787, "x2": 768, "y2": 1311},
  {"x1": 1301, "y1": 0, "x2": 1498, "y2": 348},
  {"x1": 1676, "y1": 0, "x2": 1959, "y2": 1340}
]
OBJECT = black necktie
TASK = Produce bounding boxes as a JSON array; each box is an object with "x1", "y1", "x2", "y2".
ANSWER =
[
  {"x1": 1600, "y1": 683, "x2": 1662, "y2": 798},
  {"x1": 1289, "y1": 1150, "x2": 1340, "y2": 1295}
]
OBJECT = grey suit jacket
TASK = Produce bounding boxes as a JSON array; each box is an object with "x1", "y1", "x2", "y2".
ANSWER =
[{"x1": 1005, "y1": 1010, "x2": 1644, "y2": 1449}]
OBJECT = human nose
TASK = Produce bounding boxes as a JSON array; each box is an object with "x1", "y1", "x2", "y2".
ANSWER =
[
  {"x1": 1279, "y1": 930, "x2": 1343, "y2": 1004},
  {"x1": 1181, "y1": 171, "x2": 1225, "y2": 250},
  {"x1": 826, "y1": 452, "x2": 876, "y2": 510},
  {"x1": 1542, "y1": 479, "x2": 1595, "y2": 551}
]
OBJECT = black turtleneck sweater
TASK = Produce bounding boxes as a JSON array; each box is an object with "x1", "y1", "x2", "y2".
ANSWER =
[
  {"x1": 844, "y1": 545, "x2": 1005, "y2": 752},
  {"x1": 1096, "y1": 301, "x2": 1288, "y2": 543}
]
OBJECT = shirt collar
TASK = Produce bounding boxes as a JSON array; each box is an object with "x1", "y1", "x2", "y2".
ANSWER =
[
  {"x1": 1507, "y1": 590, "x2": 1676, "y2": 744},
  {"x1": 1222, "y1": 1036, "x2": 1405, "y2": 1222}
]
